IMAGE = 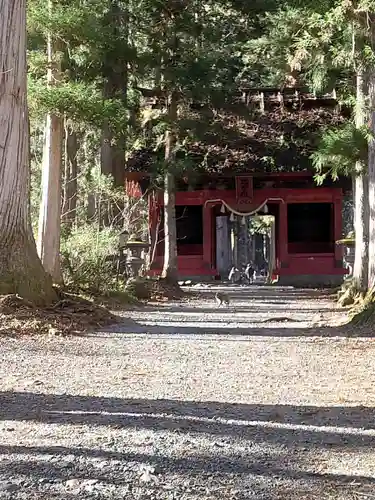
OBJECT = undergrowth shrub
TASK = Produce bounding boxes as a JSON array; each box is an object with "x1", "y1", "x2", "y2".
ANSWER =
[{"x1": 61, "y1": 224, "x2": 119, "y2": 294}]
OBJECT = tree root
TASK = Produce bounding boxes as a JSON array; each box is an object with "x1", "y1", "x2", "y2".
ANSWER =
[
  {"x1": 0, "y1": 234, "x2": 57, "y2": 306},
  {"x1": 347, "y1": 286, "x2": 375, "y2": 327},
  {"x1": 337, "y1": 279, "x2": 365, "y2": 307},
  {"x1": 349, "y1": 303, "x2": 375, "y2": 327},
  {"x1": 338, "y1": 287, "x2": 356, "y2": 307}
]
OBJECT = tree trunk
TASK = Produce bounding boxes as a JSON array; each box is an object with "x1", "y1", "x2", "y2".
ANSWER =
[
  {"x1": 37, "y1": 17, "x2": 63, "y2": 284},
  {"x1": 62, "y1": 122, "x2": 78, "y2": 229},
  {"x1": 100, "y1": 120, "x2": 126, "y2": 188},
  {"x1": 81, "y1": 134, "x2": 96, "y2": 221},
  {"x1": 0, "y1": 0, "x2": 56, "y2": 304},
  {"x1": 353, "y1": 173, "x2": 369, "y2": 290},
  {"x1": 368, "y1": 71, "x2": 375, "y2": 289},
  {"x1": 161, "y1": 92, "x2": 178, "y2": 283},
  {"x1": 353, "y1": 67, "x2": 369, "y2": 292},
  {"x1": 100, "y1": 0, "x2": 128, "y2": 196}
]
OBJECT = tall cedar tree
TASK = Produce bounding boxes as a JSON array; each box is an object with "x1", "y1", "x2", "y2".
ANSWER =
[
  {"x1": 0, "y1": 0, "x2": 56, "y2": 304},
  {"x1": 37, "y1": 0, "x2": 64, "y2": 283}
]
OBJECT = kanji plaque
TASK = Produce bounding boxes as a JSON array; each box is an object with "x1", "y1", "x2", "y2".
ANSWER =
[{"x1": 235, "y1": 175, "x2": 253, "y2": 204}]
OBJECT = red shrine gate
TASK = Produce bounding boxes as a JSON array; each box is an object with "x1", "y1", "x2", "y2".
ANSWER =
[
  {"x1": 125, "y1": 87, "x2": 351, "y2": 286},
  {"x1": 145, "y1": 172, "x2": 347, "y2": 286}
]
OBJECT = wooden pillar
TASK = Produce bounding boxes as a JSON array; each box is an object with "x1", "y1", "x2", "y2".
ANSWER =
[
  {"x1": 278, "y1": 201, "x2": 288, "y2": 268},
  {"x1": 334, "y1": 193, "x2": 343, "y2": 266},
  {"x1": 233, "y1": 217, "x2": 239, "y2": 267},
  {"x1": 203, "y1": 205, "x2": 213, "y2": 269},
  {"x1": 267, "y1": 218, "x2": 276, "y2": 280},
  {"x1": 148, "y1": 193, "x2": 160, "y2": 267},
  {"x1": 148, "y1": 193, "x2": 155, "y2": 240}
]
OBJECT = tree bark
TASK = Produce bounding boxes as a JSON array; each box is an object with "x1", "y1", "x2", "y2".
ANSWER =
[
  {"x1": 353, "y1": 173, "x2": 369, "y2": 290},
  {"x1": 100, "y1": 0, "x2": 128, "y2": 193},
  {"x1": 367, "y1": 71, "x2": 375, "y2": 289},
  {"x1": 0, "y1": 0, "x2": 56, "y2": 304},
  {"x1": 37, "y1": 15, "x2": 63, "y2": 284},
  {"x1": 62, "y1": 122, "x2": 78, "y2": 229},
  {"x1": 100, "y1": 120, "x2": 126, "y2": 189},
  {"x1": 161, "y1": 92, "x2": 178, "y2": 283},
  {"x1": 81, "y1": 134, "x2": 96, "y2": 221},
  {"x1": 353, "y1": 67, "x2": 369, "y2": 292}
]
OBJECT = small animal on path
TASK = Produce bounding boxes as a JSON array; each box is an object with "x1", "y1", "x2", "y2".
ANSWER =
[
  {"x1": 215, "y1": 291, "x2": 230, "y2": 307},
  {"x1": 228, "y1": 266, "x2": 240, "y2": 283},
  {"x1": 244, "y1": 262, "x2": 255, "y2": 284}
]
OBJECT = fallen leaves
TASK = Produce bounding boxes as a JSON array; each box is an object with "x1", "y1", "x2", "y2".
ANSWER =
[{"x1": 0, "y1": 292, "x2": 118, "y2": 337}]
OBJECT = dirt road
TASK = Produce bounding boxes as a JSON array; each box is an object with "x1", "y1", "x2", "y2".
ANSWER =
[{"x1": 1, "y1": 285, "x2": 375, "y2": 499}]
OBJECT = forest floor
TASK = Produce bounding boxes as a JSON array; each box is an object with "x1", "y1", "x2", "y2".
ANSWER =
[{"x1": 1, "y1": 284, "x2": 375, "y2": 499}]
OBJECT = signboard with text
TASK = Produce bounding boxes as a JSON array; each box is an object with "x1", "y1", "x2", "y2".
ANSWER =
[{"x1": 235, "y1": 175, "x2": 253, "y2": 204}]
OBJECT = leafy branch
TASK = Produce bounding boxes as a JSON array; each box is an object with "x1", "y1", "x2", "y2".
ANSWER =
[{"x1": 312, "y1": 122, "x2": 372, "y2": 184}]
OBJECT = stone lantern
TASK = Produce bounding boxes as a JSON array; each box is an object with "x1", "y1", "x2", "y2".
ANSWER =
[
  {"x1": 119, "y1": 230, "x2": 130, "y2": 249},
  {"x1": 124, "y1": 238, "x2": 151, "y2": 278},
  {"x1": 336, "y1": 232, "x2": 355, "y2": 277}
]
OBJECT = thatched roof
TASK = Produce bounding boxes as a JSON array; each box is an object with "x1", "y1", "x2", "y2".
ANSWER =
[{"x1": 127, "y1": 89, "x2": 348, "y2": 176}]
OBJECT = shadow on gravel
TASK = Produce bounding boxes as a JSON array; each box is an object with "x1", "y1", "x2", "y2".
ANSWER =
[
  {"x1": 140, "y1": 305, "x2": 340, "y2": 314},
  {"x1": 103, "y1": 321, "x2": 362, "y2": 339},
  {"x1": 2, "y1": 391, "x2": 375, "y2": 450},
  {"x1": 2, "y1": 392, "x2": 375, "y2": 498},
  {"x1": 189, "y1": 286, "x2": 335, "y2": 298},
  {"x1": 0, "y1": 443, "x2": 374, "y2": 492},
  {"x1": 102, "y1": 285, "x2": 354, "y2": 338}
]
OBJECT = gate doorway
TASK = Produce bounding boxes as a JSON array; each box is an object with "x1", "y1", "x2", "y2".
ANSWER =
[{"x1": 215, "y1": 212, "x2": 276, "y2": 282}]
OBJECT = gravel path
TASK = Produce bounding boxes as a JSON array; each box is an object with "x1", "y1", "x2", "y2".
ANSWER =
[{"x1": 1, "y1": 285, "x2": 375, "y2": 499}]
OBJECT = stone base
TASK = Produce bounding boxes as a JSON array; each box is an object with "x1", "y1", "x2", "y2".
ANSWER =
[{"x1": 277, "y1": 274, "x2": 344, "y2": 288}]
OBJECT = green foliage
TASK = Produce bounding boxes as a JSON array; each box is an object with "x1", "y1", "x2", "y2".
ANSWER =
[
  {"x1": 27, "y1": 0, "x2": 266, "y2": 168},
  {"x1": 312, "y1": 123, "x2": 372, "y2": 184},
  {"x1": 28, "y1": 79, "x2": 133, "y2": 133},
  {"x1": 27, "y1": 0, "x2": 375, "y2": 290},
  {"x1": 57, "y1": 165, "x2": 148, "y2": 294},
  {"x1": 61, "y1": 225, "x2": 119, "y2": 293},
  {"x1": 241, "y1": 2, "x2": 357, "y2": 94},
  {"x1": 29, "y1": 126, "x2": 148, "y2": 295},
  {"x1": 250, "y1": 215, "x2": 273, "y2": 235},
  {"x1": 27, "y1": 0, "x2": 138, "y2": 147}
]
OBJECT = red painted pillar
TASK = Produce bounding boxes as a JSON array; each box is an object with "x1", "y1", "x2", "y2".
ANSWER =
[
  {"x1": 278, "y1": 201, "x2": 288, "y2": 270},
  {"x1": 334, "y1": 192, "x2": 343, "y2": 266},
  {"x1": 203, "y1": 204, "x2": 213, "y2": 270}
]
